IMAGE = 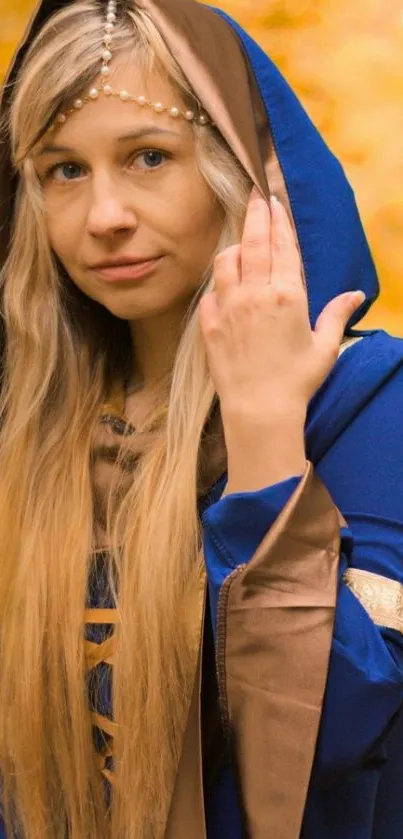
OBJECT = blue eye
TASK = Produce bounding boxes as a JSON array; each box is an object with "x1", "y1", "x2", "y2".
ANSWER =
[
  {"x1": 48, "y1": 162, "x2": 85, "y2": 182},
  {"x1": 136, "y1": 150, "x2": 167, "y2": 169},
  {"x1": 42, "y1": 150, "x2": 168, "y2": 184}
]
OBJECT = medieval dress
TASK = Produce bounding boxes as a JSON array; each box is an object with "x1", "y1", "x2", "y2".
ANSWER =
[{"x1": 1, "y1": 2, "x2": 403, "y2": 838}]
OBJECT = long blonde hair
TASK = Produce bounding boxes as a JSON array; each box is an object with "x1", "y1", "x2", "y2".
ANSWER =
[{"x1": 0, "y1": 3, "x2": 251, "y2": 837}]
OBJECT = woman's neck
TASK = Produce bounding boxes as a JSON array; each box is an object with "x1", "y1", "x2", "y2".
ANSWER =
[{"x1": 128, "y1": 308, "x2": 185, "y2": 389}]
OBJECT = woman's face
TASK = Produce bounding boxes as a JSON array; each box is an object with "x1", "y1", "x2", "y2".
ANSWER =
[{"x1": 34, "y1": 59, "x2": 223, "y2": 322}]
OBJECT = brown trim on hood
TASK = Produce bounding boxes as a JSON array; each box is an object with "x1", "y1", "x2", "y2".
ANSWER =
[
  {"x1": 216, "y1": 463, "x2": 340, "y2": 839},
  {"x1": 138, "y1": 0, "x2": 300, "y2": 264},
  {"x1": 139, "y1": 0, "x2": 270, "y2": 196}
]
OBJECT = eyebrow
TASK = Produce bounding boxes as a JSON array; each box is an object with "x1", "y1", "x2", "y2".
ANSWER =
[{"x1": 36, "y1": 125, "x2": 183, "y2": 156}]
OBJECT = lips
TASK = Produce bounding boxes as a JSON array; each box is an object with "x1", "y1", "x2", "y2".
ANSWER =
[
  {"x1": 91, "y1": 257, "x2": 162, "y2": 283},
  {"x1": 91, "y1": 254, "x2": 159, "y2": 269}
]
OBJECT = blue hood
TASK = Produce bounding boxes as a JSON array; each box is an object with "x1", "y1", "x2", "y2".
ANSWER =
[
  {"x1": 0, "y1": 0, "x2": 379, "y2": 331},
  {"x1": 213, "y1": 9, "x2": 379, "y2": 328}
]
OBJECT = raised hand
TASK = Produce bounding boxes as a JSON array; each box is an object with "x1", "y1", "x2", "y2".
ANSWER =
[{"x1": 199, "y1": 186, "x2": 365, "y2": 492}]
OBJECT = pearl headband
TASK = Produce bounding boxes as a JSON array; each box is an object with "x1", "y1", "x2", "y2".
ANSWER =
[{"x1": 50, "y1": 0, "x2": 211, "y2": 130}]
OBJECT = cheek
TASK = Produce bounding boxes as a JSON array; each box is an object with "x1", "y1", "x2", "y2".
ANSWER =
[
  {"x1": 167, "y1": 178, "x2": 221, "y2": 257},
  {"x1": 47, "y1": 222, "x2": 83, "y2": 283},
  {"x1": 45, "y1": 211, "x2": 97, "y2": 301},
  {"x1": 44, "y1": 196, "x2": 82, "y2": 266}
]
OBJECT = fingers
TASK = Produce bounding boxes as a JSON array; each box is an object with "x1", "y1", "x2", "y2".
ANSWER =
[
  {"x1": 218, "y1": 188, "x2": 302, "y2": 295},
  {"x1": 199, "y1": 289, "x2": 220, "y2": 337},
  {"x1": 315, "y1": 291, "x2": 366, "y2": 362},
  {"x1": 241, "y1": 185, "x2": 271, "y2": 284},
  {"x1": 213, "y1": 245, "x2": 241, "y2": 295},
  {"x1": 270, "y1": 196, "x2": 303, "y2": 288}
]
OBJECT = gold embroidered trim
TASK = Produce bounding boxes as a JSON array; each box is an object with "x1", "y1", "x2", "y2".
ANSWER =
[
  {"x1": 338, "y1": 336, "x2": 363, "y2": 357},
  {"x1": 343, "y1": 568, "x2": 403, "y2": 633}
]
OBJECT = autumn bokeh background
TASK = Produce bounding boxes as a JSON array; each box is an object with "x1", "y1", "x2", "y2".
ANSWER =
[{"x1": 0, "y1": 0, "x2": 402, "y2": 335}]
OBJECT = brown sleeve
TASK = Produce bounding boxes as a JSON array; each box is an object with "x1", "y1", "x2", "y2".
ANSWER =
[{"x1": 216, "y1": 462, "x2": 342, "y2": 839}]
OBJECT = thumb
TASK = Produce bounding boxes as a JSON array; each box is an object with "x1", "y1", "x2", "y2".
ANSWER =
[{"x1": 314, "y1": 290, "x2": 366, "y2": 359}]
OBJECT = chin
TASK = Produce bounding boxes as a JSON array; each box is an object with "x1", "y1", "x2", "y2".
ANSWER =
[
  {"x1": 100, "y1": 287, "x2": 196, "y2": 323},
  {"x1": 102, "y1": 298, "x2": 176, "y2": 322}
]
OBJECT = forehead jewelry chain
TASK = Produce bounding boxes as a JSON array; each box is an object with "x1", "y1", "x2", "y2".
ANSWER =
[{"x1": 52, "y1": 0, "x2": 210, "y2": 129}]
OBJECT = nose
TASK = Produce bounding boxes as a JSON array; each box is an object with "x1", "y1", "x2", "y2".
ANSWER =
[{"x1": 87, "y1": 172, "x2": 138, "y2": 238}]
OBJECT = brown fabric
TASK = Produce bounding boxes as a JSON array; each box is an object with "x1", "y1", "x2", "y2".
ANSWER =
[
  {"x1": 139, "y1": 0, "x2": 269, "y2": 193},
  {"x1": 138, "y1": 0, "x2": 300, "y2": 257},
  {"x1": 89, "y1": 406, "x2": 212, "y2": 816},
  {"x1": 216, "y1": 463, "x2": 341, "y2": 839},
  {"x1": 91, "y1": 394, "x2": 226, "y2": 550},
  {"x1": 165, "y1": 584, "x2": 207, "y2": 839},
  {"x1": 84, "y1": 635, "x2": 117, "y2": 669},
  {"x1": 84, "y1": 607, "x2": 119, "y2": 624},
  {"x1": 200, "y1": 595, "x2": 227, "y2": 797},
  {"x1": 90, "y1": 411, "x2": 139, "y2": 548}
]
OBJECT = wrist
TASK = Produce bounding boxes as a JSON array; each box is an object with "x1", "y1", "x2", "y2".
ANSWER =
[
  {"x1": 223, "y1": 410, "x2": 306, "y2": 495},
  {"x1": 226, "y1": 433, "x2": 307, "y2": 494},
  {"x1": 220, "y1": 397, "x2": 307, "y2": 436}
]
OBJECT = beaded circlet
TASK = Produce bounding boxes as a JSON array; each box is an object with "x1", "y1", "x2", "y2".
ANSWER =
[{"x1": 51, "y1": 0, "x2": 211, "y2": 131}]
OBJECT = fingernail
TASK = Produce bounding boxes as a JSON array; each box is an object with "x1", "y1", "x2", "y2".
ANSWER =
[{"x1": 352, "y1": 290, "x2": 366, "y2": 304}]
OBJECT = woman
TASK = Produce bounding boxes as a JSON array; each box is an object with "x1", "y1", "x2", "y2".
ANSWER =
[{"x1": 0, "y1": 1, "x2": 403, "y2": 837}]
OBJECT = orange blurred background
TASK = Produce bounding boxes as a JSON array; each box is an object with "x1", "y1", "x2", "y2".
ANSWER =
[{"x1": 1, "y1": 0, "x2": 402, "y2": 335}]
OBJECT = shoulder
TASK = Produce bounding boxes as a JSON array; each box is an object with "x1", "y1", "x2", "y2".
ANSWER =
[
  {"x1": 307, "y1": 329, "x2": 403, "y2": 463},
  {"x1": 307, "y1": 329, "x2": 403, "y2": 521},
  {"x1": 328, "y1": 329, "x2": 403, "y2": 402},
  {"x1": 338, "y1": 329, "x2": 403, "y2": 374}
]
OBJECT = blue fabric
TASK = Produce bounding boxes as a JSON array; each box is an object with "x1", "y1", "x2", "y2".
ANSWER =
[
  {"x1": 199, "y1": 10, "x2": 403, "y2": 837},
  {"x1": 211, "y1": 8, "x2": 379, "y2": 331},
  {"x1": 203, "y1": 330, "x2": 403, "y2": 839},
  {"x1": 203, "y1": 475, "x2": 301, "y2": 634}
]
